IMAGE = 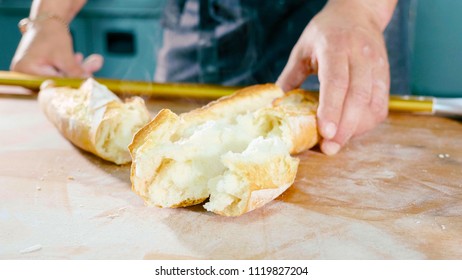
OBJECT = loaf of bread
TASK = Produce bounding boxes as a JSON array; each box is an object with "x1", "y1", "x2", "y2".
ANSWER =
[
  {"x1": 129, "y1": 84, "x2": 318, "y2": 216},
  {"x1": 38, "y1": 79, "x2": 151, "y2": 165}
]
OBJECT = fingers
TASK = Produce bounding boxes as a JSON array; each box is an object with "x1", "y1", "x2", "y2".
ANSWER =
[
  {"x1": 55, "y1": 53, "x2": 103, "y2": 77},
  {"x1": 316, "y1": 50, "x2": 349, "y2": 141},
  {"x1": 277, "y1": 40, "x2": 384, "y2": 156},
  {"x1": 10, "y1": 19, "x2": 100, "y2": 78},
  {"x1": 369, "y1": 57, "x2": 390, "y2": 125},
  {"x1": 30, "y1": 64, "x2": 63, "y2": 77},
  {"x1": 73, "y1": 53, "x2": 104, "y2": 76},
  {"x1": 11, "y1": 59, "x2": 62, "y2": 77},
  {"x1": 321, "y1": 48, "x2": 389, "y2": 155},
  {"x1": 12, "y1": 54, "x2": 102, "y2": 78},
  {"x1": 74, "y1": 53, "x2": 84, "y2": 64},
  {"x1": 275, "y1": 5, "x2": 391, "y2": 156},
  {"x1": 22, "y1": 64, "x2": 62, "y2": 77},
  {"x1": 54, "y1": 52, "x2": 87, "y2": 77},
  {"x1": 276, "y1": 44, "x2": 315, "y2": 92},
  {"x1": 14, "y1": 57, "x2": 84, "y2": 77},
  {"x1": 82, "y1": 54, "x2": 104, "y2": 75},
  {"x1": 329, "y1": 47, "x2": 373, "y2": 146}
]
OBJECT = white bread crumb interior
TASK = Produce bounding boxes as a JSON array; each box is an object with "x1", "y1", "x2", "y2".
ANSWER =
[
  {"x1": 39, "y1": 78, "x2": 151, "y2": 164},
  {"x1": 129, "y1": 84, "x2": 318, "y2": 216}
]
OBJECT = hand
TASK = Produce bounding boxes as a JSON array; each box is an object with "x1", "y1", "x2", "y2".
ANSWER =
[
  {"x1": 10, "y1": 19, "x2": 103, "y2": 77},
  {"x1": 277, "y1": 0, "x2": 393, "y2": 155}
]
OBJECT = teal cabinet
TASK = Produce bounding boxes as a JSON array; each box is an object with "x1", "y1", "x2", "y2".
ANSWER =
[
  {"x1": 89, "y1": 17, "x2": 163, "y2": 80},
  {"x1": 0, "y1": 9, "x2": 27, "y2": 70},
  {"x1": 411, "y1": 0, "x2": 462, "y2": 97},
  {"x1": 0, "y1": 0, "x2": 166, "y2": 81}
]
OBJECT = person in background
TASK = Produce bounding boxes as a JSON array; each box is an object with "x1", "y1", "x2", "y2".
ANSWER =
[{"x1": 10, "y1": 0, "x2": 401, "y2": 156}]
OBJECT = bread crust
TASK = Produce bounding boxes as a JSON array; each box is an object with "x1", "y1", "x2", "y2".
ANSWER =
[
  {"x1": 210, "y1": 154, "x2": 300, "y2": 217},
  {"x1": 129, "y1": 84, "x2": 319, "y2": 216},
  {"x1": 129, "y1": 109, "x2": 179, "y2": 200},
  {"x1": 39, "y1": 79, "x2": 150, "y2": 165},
  {"x1": 264, "y1": 89, "x2": 320, "y2": 154}
]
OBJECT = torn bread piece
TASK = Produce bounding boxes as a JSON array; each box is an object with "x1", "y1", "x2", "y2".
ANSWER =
[
  {"x1": 129, "y1": 84, "x2": 319, "y2": 216},
  {"x1": 38, "y1": 78, "x2": 151, "y2": 165}
]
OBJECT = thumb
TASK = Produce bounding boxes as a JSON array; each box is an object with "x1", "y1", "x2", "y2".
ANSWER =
[
  {"x1": 276, "y1": 45, "x2": 315, "y2": 92},
  {"x1": 82, "y1": 54, "x2": 104, "y2": 75},
  {"x1": 55, "y1": 56, "x2": 87, "y2": 78},
  {"x1": 74, "y1": 52, "x2": 84, "y2": 64}
]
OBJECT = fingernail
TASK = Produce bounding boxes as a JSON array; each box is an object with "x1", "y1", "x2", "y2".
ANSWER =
[
  {"x1": 322, "y1": 122, "x2": 337, "y2": 139},
  {"x1": 322, "y1": 141, "x2": 341, "y2": 156}
]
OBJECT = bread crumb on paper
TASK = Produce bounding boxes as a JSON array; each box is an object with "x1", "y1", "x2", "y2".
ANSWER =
[
  {"x1": 19, "y1": 244, "x2": 42, "y2": 254},
  {"x1": 67, "y1": 176, "x2": 75, "y2": 180},
  {"x1": 105, "y1": 207, "x2": 127, "y2": 219},
  {"x1": 106, "y1": 214, "x2": 120, "y2": 219}
]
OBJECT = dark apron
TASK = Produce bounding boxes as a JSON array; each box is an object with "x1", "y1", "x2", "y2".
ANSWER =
[
  {"x1": 155, "y1": 0, "x2": 327, "y2": 85},
  {"x1": 155, "y1": 0, "x2": 411, "y2": 94}
]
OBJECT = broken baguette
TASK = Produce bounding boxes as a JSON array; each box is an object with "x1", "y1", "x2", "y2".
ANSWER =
[
  {"x1": 38, "y1": 78, "x2": 151, "y2": 165},
  {"x1": 129, "y1": 84, "x2": 318, "y2": 216}
]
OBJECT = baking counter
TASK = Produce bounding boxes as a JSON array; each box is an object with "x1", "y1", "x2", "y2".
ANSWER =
[{"x1": 1, "y1": 91, "x2": 461, "y2": 259}]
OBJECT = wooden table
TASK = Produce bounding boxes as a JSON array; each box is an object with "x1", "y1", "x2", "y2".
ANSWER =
[{"x1": 1, "y1": 88, "x2": 461, "y2": 259}]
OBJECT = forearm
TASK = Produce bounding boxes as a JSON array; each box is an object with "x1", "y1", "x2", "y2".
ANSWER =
[
  {"x1": 326, "y1": 0, "x2": 398, "y2": 31},
  {"x1": 30, "y1": 0, "x2": 87, "y2": 23}
]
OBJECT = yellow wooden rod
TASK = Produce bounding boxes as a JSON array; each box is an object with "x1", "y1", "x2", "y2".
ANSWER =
[
  {"x1": 0, "y1": 71, "x2": 438, "y2": 113},
  {"x1": 0, "y1": 71, "x2": 240, "y2": 99},
  {"x1": 101, "y1": 79, "x2": 240, "y2": 99},
  {"x1": 389, "y1": 95, "x2": 434, "y2": 114}
]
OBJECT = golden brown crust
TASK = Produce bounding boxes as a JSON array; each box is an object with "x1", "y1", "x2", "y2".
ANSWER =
[
  {"x1": 223, "y1": 142, "x2": 300, "y2": 217},
  {"x1": 39, "y1": 79, "x2": 150, "y2": 165},
  {"x1": 128, "y1": 109, "x2": 178, "y2": 156},
  {"x1": 213, "y1": 156, "x2": 299, "y2": 217},
  {"x1": 212, "y1": 183, "x2": 294, "y2": 217},
  {"x1": 181, "y1": 84, "x2": 284, "y2": 126},
  {"x1": 169, "y1": 198, "x2": 209, "y2": 208},
  {"x1": 271, "y1": 89, "x2": 320, "y2": 153},
  {"x1": 129, "y1": 109, "x2": 179, "y2": 199},
  {"x1": 38, "y1": 85, "x2": 98, "y2": 154},
  {"x1": 129, "y1": 83, "x2": 320, "y2": 216}
]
